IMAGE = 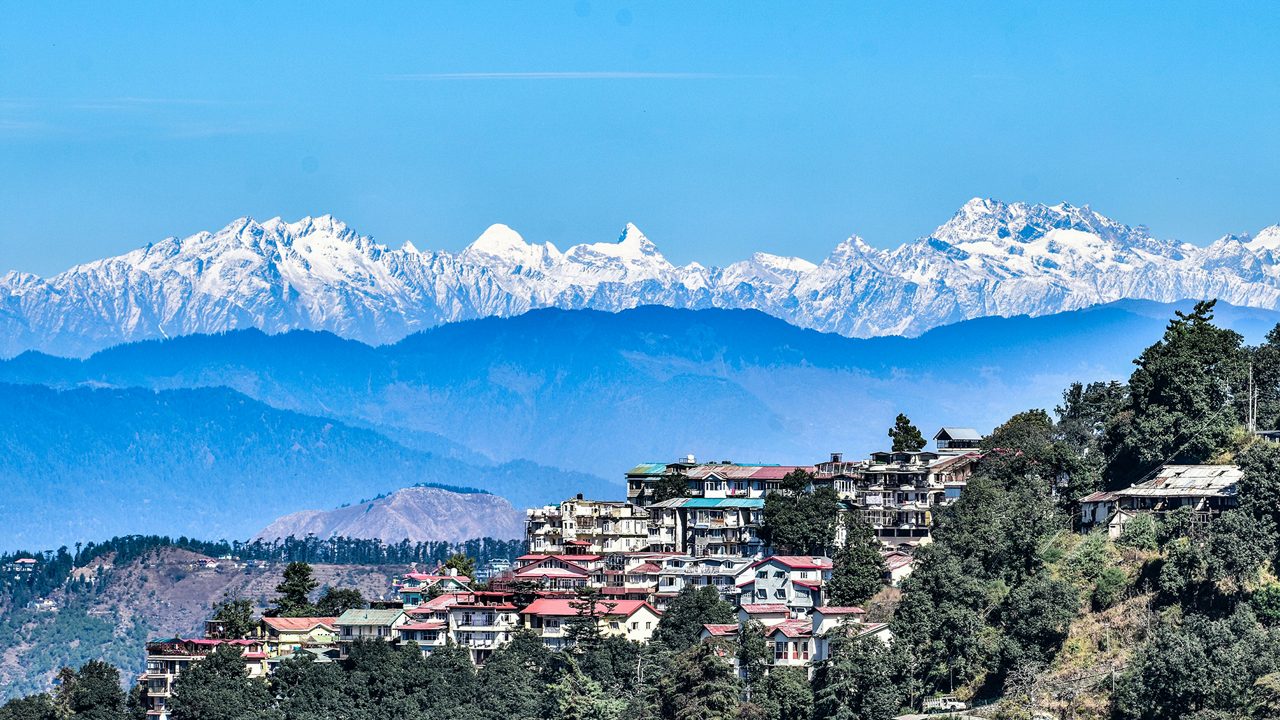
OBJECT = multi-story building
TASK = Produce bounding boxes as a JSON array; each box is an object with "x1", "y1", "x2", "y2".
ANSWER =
[
  {"x1": 256, "y1": 617, "x2": 337, "y2": 657},
  {"x1": 736, "y1": 556, "x2": 832, "y2": 613},
  {"x1": 447, "y1": 591, "x2": 521, "y2": 665},
  {"x1": 699, "y1": 604, "x2": 890, "y2": 676},
  {"x1": 526, "y1": 496, "x2": 650, "y2": 554},
  {"x1": 521, "y1": 598, "x2": 661, "y2": 650},
  {"x1": 140, "y1": 638, "x2": 268, "y2": 719},
  {"x1": 647, "y1": 498, "x2": 768, "y2": 556},
  {"x1": 653, "y1": 555, "x2": 753, "y2": 609},
  {"x1": 813, "y1": 443, "x2": 980, "y2": 547},
  {"x1": 394, "y1": 570, "x2": 470, "y2": 607}
]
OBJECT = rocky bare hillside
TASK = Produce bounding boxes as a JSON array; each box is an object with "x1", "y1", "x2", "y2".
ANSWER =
[{"x1": 255, "y1": 485, "x2": 526, "y2": 543}]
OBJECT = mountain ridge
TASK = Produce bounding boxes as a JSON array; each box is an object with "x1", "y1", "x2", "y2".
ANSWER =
[
  {"x1": 254, "y1": 485, "x2": 526, "y2": 543},
  {"x1": 5, "y1": 198, "x2": 1280, "y2": 357}
]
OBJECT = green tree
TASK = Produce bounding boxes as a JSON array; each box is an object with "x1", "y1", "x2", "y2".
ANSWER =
[
  {"x1": 1105, "y1": 300, "x2": 1248, "y2": 487},
  {"x1": 1207, "y1": 510, "x2": 1277, "y2": 591},
  {"x1": 271, "y1": 654, "x2": 350, "y2": 720},
  {"x1": 56, "y1": 660, "x2": 127, "y2": 720},
  {"x1": 269, "y1": 562, "x2": 318, "y2": 618},
  {"x1": 755, "y1": 666, "x2": 812, "y2": 720},
  {"x1": 828, "y1": 513, "x2": 887, "y2": 607},
  {"x1": 210, "y1": 597, "x2": 257, "y2": 639},
  {"x1": 662, "y1": 640, "x2": 742, "y2": 720},
  {"x1": 1249, "y1": 672, "x2": 1280, "y2": 719},
  {"x1": 0, "y1": 694, "x2": 58, "y2": 720},
  {"x1": 1116, "y1": 513, "x2": 1158, "y2": 551},
  {"x1": 760, "y1": 470, "x2": 840, "y2": 555},
  {"x1": 566, "y1": 587, "x2": 616, "y2": 651},
  {"x1": 889, "y1": 413, "x2": 927, "y2": 452},
  {"x1": 652, "y1": 585, "x2": 735, "y2": 652},
  {"x1": 443, "y1": 554, "x2": 476, "y2": 581},
  {"x1": 475, "y1": 630, "x2": 550, "y2": 720},
  {"x1": 315, "y1": 587, "x2": 364, "y2": 616},
  {"x1": 417, "y1": 641, "x2": 478, "y2": 720},
  {"x1": 650, "y1": 473, "x2": 691, "y2": 504},
  {"x1": 811, "y1": 633, "x2": 899, "y2": 720},
  {"x1": 737, "y1": 620, "x2": 770, "y2": 694},
  {"x1": 544, "y1": 658, "x2": 625, "y2": 720},
  {"x1": 169, "y1": 646, "x2": 279, "y2": 720},
  {"x1": 997, "y1": 574, "x2": 1079, "y2": 673},
  {"x1": 1114, "y1": 608, "x2": 1278, "y2": 719}
]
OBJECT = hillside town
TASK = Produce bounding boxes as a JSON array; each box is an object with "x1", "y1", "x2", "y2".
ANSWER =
[{"x1": 128, "y1": 419, "x2": 1250, "y2": 720}]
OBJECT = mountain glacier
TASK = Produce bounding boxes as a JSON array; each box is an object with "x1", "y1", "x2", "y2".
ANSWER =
[{"x1": 3, "y1": 198, "x2": 1280, "y2": 357}]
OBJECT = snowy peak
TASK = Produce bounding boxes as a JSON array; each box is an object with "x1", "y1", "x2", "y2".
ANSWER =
[
  {"x1": 7, "y1": 200, "x2": 1280, "y2": 358},
  {"x1": 463, "y1": 223, "x2": 548, "y2": 263}
]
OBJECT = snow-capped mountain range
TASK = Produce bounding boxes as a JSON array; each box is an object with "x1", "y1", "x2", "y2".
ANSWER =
[{"x1": 3, "y1": 197, "x2": 1280, "y2": 358}]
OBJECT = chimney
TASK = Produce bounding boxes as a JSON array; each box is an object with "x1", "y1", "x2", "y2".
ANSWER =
[{"x1": 831, "y1": 452, "x2": 843, "y2": 463}]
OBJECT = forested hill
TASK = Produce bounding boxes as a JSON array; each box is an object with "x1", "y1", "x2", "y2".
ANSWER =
[
  {"x1": 0, "y1": 383, "x2": 602, "y2": 549},
  {"x1": 4, "y1": 299, "x2": 1280, "y2": 483}
]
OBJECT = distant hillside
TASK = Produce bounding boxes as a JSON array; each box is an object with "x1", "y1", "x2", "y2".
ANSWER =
[
  {"x1": 0, "y1": 546, "x2": 404, "y2": 699},
  {"x1": 3, "y1": 300, "x2": 1279, "y2": 484},
  {"x1": 256, "y1": 485, "x2": 526, "y2": 543},
  {"x1": 0, "y1": 383, "x2": 605, "y2": 549}
]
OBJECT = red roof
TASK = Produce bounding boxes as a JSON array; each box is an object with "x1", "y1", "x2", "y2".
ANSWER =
[
  {"x1": 418, "y1": 592, "x2": 474, "y2": 611},
  {"x1": 630, "y1": 562, "x2": 662, "y2": 573},
  {"x1": 261, "y1": 617, "x2": 337, "y2": 632},
  {"x1": 740, "y1": 603, "x2": 789, "y2": 614},
  {"x1": 765, "y1": 619, "x2": 812, "y2": 638},
  {"x1": 565, "y1": 540, "x2": 592, "y2": 546},
  {"x1": 521, "y1": 598, "x2": 658, "y2": 618},
  {"x1": 814, "y1": 606, "x2": 865, "y2": 615},
  {"x1": 753, "y1": 556, "x2": 832, "y2": 570},
  {"x1": 702, "y1": 623, "x2": 739, "y2": 636}
]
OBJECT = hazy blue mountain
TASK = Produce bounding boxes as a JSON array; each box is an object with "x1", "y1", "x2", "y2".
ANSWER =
[
  {"x1": 3, "y1": 300, "x2": 1278, "y2": 498},
  {"x1": 0, "y1": 383, "x2": 608, "y2": 550}
]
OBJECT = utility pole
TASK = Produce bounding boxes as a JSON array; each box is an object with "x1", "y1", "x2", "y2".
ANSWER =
[{"x1": 1249, "y1": 362, "x2": 1258, "y2": 433}]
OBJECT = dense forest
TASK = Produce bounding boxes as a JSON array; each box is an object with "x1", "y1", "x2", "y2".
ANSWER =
[{"x1": 8, "y1": 301, "x2": 1280, "y2": 718}]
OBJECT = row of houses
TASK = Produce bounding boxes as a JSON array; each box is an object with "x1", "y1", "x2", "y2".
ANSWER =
[
  {"x1": 528, "y1": 427, "x2": 985, "y2": 558},
  {"x1": 139, "y1": 546, "x2": 899, "y2": 719}
]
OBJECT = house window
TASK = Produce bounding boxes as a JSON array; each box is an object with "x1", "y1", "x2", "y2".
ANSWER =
[
  {"x1": 773, "y1": 570, "x2": 785, "y2": 579},
  {"x1": 756, "y1": 589, "x2": 767, "y2": 599},
  {"x1": 774, "y1": 641, "x2": 787, "y2": 661},
  {"x1": 774, "y1": 589, "x2": 786, "y2": 599}
]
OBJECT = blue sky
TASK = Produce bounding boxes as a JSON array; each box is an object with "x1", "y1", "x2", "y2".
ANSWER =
[{"x1": 1, "y1": 1, "x2": 1278, "y2": 275}]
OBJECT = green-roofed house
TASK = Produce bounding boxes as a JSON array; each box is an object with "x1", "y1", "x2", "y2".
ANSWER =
[{"x1": 334, "y1": 608, "x2": 407, "y2": 657}]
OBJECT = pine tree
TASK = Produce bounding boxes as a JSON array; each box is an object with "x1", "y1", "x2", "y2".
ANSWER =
[
  {"x1": 812, "y1": 634, "x2": 899, "y2": 720},
  {"x1": 652, "y1": 585, "x2": 735, "y2": 651},
  {"x1": 269, "y1": 562, "x2": 318, "y2": 617},
  {"x1": 210, "y1": 597, "x2": 256, "y2": 639},
  {"x1": 663, "y1": 640, "x2": 742, "y2": 720},
  {"x1": 889, "y1": 413, "x2": 927, "y2": 452},
  {"x1": 827, "y1": 514, "x2": 887, "y2": 607}
]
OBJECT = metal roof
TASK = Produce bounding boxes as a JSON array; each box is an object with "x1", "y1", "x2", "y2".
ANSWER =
[
  {"x1": 935, "y1": 427, "x2": 982, "y2": 441},
  {"x1": 334, "y1": 608, "x2": 405, "y2": 626},
  {"x1": 625, "y1": 463, "x2": 671, "y2": 476},
  {"x1": 1115, "y1": 464, "x2": 1241, "y2": 498}
]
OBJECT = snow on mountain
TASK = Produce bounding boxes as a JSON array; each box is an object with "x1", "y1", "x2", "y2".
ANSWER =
[{"x1": 4, "y1": 198, "x2": 1280, "y2": 357}]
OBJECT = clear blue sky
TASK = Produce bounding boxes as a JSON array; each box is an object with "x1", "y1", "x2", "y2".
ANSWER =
[{"x1": 1, "y1": 1, "x2": 1278, "y2": 275}]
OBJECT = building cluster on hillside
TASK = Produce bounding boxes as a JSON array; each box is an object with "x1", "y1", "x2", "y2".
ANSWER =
[{"x1": 140, "y1": 427, "x2": 988, "y2": 719}]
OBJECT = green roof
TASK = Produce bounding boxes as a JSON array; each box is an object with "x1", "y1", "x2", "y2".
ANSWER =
[
  {"x1": 626, "y1": 463, "x2": 671, "y2": 476},
  {"x1": 335, "y1": 608, "x2": 404, "y2": 626}
]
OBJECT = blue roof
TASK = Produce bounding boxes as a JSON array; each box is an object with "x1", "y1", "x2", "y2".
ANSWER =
[{"x1": 626, "y1": 463, "x2": 671, "y2": 476}]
